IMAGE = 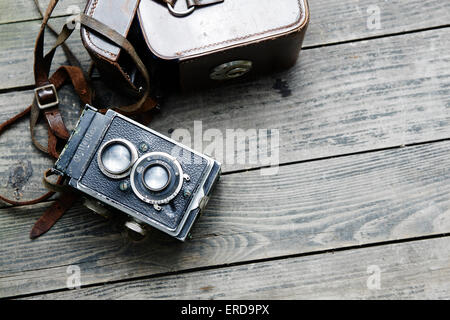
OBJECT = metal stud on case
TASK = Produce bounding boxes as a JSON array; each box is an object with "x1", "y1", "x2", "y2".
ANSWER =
[{"x1": 210, "y1": 60, "x2": 253, "y2": 80}]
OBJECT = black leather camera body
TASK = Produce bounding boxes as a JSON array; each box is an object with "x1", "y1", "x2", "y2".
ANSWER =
[{"x1": 54, "y1": 105, "x2": 221, "y2": 241}]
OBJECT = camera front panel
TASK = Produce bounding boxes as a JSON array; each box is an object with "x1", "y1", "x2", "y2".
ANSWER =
[{"x1": 76, "y1": 113, "x2": 212, "y2": 234}]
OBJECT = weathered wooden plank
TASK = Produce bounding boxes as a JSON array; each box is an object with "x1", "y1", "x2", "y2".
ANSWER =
[
  {"x1": 2, "y1": 0, "x2": 450, "y2": 48},
  {"x1": 0, "y1": 87, "x2": 83, "y2": 203},
  {"x1": 1, "y1": 1, "x2": 450, "y2": 91},
  {"x1": 31, "y1": 236, "x2": 450, "y2": 299},
  {"x1": 308, "y1": 0, "x2": 450, "y2": 46},
  {"x1": 0, "y1": 17, "x2": 91, "y2": 91},
  {"x1": 2, "y1": 140, "x2": 450, "y2": 297},
  {"x1": 1, "y1": 28, "x2": 448, "y2": 203},
  {"x1": 0, "y1": 0, "x2": 85, "y2": 24},
  {"x1": 154, "y1": 28, "x2": 450, "y2": 174}
]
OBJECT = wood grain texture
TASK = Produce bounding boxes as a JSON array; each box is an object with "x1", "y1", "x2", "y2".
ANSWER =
[
  {"x1": 0, "y1": 87, "x2": 83, "y2": 204},
  {"x1": 308, "y1": 0, "x2": 450, "y2": 46},
  {"x1": 32, "y1": 236, "x2": 450, "y2": 300},
  {"x1": 2, "y1": 141, "x2": 450, "y2": 297},
  {"x1": 2, "y1": 27, "x2": 448, "y2": 202},
  {"x1": 0, "y1": 0, "x2": 85, "y2": 24},
  {"x1": 1, "y1": 0, "x2": 450, "y2": 300},
  {"x1": 1, "y1": 0, "x2": 449, "y2": 46},
  {"x1": 152, "y1": 28, "x2": 450, "y2": 173},
  {"x1": 1, "y1": 0, "x2": 450, "y2": 90},
  {"x1": 0, "y1": 17, "x2": 91, "y2": 91}
]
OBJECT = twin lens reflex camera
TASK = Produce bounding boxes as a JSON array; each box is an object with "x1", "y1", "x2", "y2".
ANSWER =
[{"x1": 54, "y1": 105, "x2": 221, "y2": 241}]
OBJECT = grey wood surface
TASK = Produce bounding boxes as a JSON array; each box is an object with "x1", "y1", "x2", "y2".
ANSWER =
[
  {"x1": 0, "y1": 0, "x2": 450, "y2": 300},
  {"x1": 0, "y1": 87, "x2": 82, "y2": 204},
  {"x1": 1, "y1": 0, "x2": 450, "y2": 90},
  {"x1": 0, "y1": 17, "x2": 91, "y2": 91},
  {"x1": 1, "y1": 28, "x2": 449, "y2": 203},
  {"x1": 2, "y1": 0, "x2": 449, "y2": 45},
  {"x1": 32, "y1": 236, "x2": 450, "y2": 300},
  {"x1": 2, "y1": 141, "x2": 450, "y2": 298},
  {"x1": 0, "y1": 0, "x2": 84, "y2": 24}
]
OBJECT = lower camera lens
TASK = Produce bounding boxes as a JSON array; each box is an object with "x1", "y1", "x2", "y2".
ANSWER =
[
  {"x1": 130, "y1": 152, "x2": 184, "y2": 205},
  {"x1": 101, "y1": 143, "x2": 132, "y2": 174},
  {"x1": 143, "y1": 164, "x2": 170, "y2": 191}
]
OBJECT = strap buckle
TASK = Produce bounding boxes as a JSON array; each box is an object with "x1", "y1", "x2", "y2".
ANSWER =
[{"x1": 34, "y1": 84, "x2": 59, "y2": 110}]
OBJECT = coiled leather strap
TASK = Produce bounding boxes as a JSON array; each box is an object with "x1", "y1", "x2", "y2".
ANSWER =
[{"x1": 0, "y1": 0, "x2": 157, "y2": 238}]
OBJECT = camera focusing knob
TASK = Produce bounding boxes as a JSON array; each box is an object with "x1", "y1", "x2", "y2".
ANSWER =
[
  {"x1": 199, "y1": 196, "x2": 210, "y2": 211},
  {"x1": 82, "y1": 197, "x2": 111, "y2": 219},
  {"x1": 124, "y1": 220, "x2": 147, "y2": 237},
  {"x1": 153, "y1": 204, "x2": 162, "y2": 211}
]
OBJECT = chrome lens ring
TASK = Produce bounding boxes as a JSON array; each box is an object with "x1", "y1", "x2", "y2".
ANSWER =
[
  {"x1": 97, "y1": 139, "x2": 138, "y2": 179},
  {"x1": 130, "y1": 152, "x2": 184, "y2": 205}
]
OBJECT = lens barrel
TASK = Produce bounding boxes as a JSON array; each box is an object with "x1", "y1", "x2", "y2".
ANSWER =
[{"x1": 97, "y1": 139, "x2": 138, "y2": 179}]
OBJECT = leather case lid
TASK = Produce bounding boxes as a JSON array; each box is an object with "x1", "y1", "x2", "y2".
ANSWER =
[{"x1": 138, "y1": 0, "x2": 309, "y2": 60}]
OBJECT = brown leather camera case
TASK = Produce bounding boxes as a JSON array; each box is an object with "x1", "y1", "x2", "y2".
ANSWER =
[{"x1": 81, "y1": 0, "x2": 310, "y2": 93}]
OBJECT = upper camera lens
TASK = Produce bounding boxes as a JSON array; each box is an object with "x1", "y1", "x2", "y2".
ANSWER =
[
  {"x1": 101, "y1": 143, "x2": 132, "y2": 174},
  {"x1": 143, "y1": 164, "x2": 170, "y2": 191}
]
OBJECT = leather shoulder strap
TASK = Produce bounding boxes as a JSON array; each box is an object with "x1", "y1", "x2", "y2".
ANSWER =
[
  {"x1": 81, "y1": 0, "x2": 185, "y2": 61},
  {"x1": 81, "y1": 0, "x2": 140, "y2": 61},
  {"x1": 1, "y1": 0, "x2": 157, "y2": 238}
]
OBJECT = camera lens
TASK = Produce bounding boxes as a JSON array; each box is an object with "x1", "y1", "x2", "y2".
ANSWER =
[
  {"x1": 143, "y1": 164, "x2": 170, "y2": 191},
  {"x1": 130, "y1": 152, "x2": 184, "y2": 205},
  {"x1": 101, "y1": 143, "x2": 132, "y2": 174},
  {"x1": 98, "y1": 139, "x2": 138, "y2": 179}
]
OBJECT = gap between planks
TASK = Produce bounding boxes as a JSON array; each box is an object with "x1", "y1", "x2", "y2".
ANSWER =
[
  {"x1": 0, "y1": 27, "x2": 449, "y2": 203},
  {"x1": 2, "y1": 140, "x2": 450, "y2": 297},
  {"x1": 23, "y1": 234, "x2": 450, "y2": 299},
  {"x1": 1, "y1": 0, "x2": 450, "y2": 90}
]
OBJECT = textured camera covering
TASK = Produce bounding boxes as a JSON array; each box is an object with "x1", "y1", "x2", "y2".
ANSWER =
[{"x1": 79, "y1": 116, "x2": 209, "y2": 231}]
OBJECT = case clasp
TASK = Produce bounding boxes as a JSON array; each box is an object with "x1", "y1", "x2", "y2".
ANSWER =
[{"x1": 167, "y1": 0, "x2": 224, "y2": 17}]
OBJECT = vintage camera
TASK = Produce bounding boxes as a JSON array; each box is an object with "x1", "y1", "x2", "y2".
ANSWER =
[{"x1": 54, "y1": 105, "x2": 221, "y2": 241}]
